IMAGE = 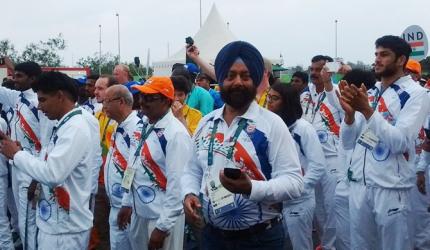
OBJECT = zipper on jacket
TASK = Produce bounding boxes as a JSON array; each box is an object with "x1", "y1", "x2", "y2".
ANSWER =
[{"x1": 363, "y1": 149, "x2": 367, "y2": 185}]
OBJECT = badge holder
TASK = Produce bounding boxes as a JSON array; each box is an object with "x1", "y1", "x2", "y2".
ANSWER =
[{"x1": 357, "y1": 128, "x2": 379, "y2": 150}]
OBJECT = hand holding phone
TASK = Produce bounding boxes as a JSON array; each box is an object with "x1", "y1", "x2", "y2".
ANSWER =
[{"x1": 224, "y1": 168, "x2": 241, "y2": 180}]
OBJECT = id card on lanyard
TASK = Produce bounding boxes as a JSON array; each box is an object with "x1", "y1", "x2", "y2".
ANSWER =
[
  {"x1": 206, "y1": 118, "x2": 247, "y2": 216},
  {"x1": 357, "y1": 87, "x2": 384, "y2": 150},
  {"x1": 121, "y1": 123, "x2": 154, "y2": 192}
]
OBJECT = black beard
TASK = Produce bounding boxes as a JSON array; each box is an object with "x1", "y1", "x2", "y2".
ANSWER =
[
  {"x1": 220, "y1": 85, "x2": 257, "y2": 109},
  {"x1": 375, "y1": 64, "x2": 397, "y2": 78}
]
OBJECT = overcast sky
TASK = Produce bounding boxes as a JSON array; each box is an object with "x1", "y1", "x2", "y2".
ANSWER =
[{"x1": 2, "y1": 0, "x2": 429, "y2": 68}]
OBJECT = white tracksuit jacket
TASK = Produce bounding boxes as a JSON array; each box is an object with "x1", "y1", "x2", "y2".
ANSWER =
[
  {"x1": 341, "y1": 76, "x2": 430, "y2": 188},
  {"x1": 301, "y1": 84, "x2": 343, "y2": 157},
  {"x1": 12, "y1": 108, "x2": 94, "y2": 234},
  {"x1": 181, "y1": 102, "x2": 303, "y2": 230},
  {"x1": 105, "y1": 111, "x2": 140, "y2": 208},
  {"x1": 122, "y1": 110, "x2": 192, "y2": 232},
  {"x1": 285, "y1": 118, "x2": 326, "y2": 205}
]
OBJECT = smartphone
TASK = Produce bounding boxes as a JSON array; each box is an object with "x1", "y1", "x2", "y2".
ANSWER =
[
  {"x1": 224, "y1": 168, "x2": 241, "y2": 180},
  {"x1": 185, "y1": 36, "x2": 194, "y2": 47},
  {"x1": 326, "y1": 61, "x2": 341, "y2": 73}
]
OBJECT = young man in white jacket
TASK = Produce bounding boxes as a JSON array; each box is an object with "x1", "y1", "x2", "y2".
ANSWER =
[
  {"x1": 0, "y1": 72, "x2": 95, "y2": 249},
  {"x1": 0, "y1": 117, "x2": 14, "y2": 249},
  {"x1": 0, "y1": 62, "x2": 53, "y2": 250},
  {"x1": 103, "y1": 85, "x2": 140, "y2": 249},
  {"x1": 338, "y1": 35, "x2": 430, "y2": 250},
  {"x1": 117, "y1": 76, "x2": 192, "y2": 250}
]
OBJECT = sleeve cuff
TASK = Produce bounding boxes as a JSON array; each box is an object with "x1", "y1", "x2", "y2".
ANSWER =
[{"x1": 248, "y1": 180, "x2": 265, "y2": 202}]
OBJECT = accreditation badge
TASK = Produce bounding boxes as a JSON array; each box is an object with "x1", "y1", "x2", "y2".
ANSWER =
[
  {"x1": 207, "y1": 175, "x2": 236, "y2": 216},
  {"x1": 121, "y1": 167, "x2": 136, "y2": 192},
  {"x1": 357, "y1": 128, "x2": 379, "y2": 150}
]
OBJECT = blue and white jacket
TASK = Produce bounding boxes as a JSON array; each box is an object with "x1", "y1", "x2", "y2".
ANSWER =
[
  {"x1": 341, "y1": 76, "x2": 430, "y2": 189},
  {"x1": 181, "y1": 102, "x2": 303, "y2": 230}
]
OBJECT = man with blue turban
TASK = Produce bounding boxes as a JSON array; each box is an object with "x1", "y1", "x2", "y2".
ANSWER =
[{"x1": 181, "y1": 41, "x2": 304, "y2": 249}]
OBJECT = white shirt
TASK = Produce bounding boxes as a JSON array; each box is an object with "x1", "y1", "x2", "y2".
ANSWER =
[
  {"x1": 181, "y1": 101, "x2": 303, "y2": 230},
  {"x1": 341, "y1": 76, "x2": 430, "y2": 188},
  {"x1": 301, "y1": 83, "x2": 343, "y2": 158},
  {"x1": 121, "y1": 110, "x2": 192, "y2": 232},
  {"x1": 104, "y1": 111, "x2": 140, "y2": 208},
  {"x1": 285, "y1": 118, "x2": 326, "y2": 205},
  {"x1": 13, "y1": 108, "x2": 94, "y2": 234}
]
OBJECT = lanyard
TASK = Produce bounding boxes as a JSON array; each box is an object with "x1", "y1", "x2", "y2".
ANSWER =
[
  {"x1": 207, "y1": 118, "x2": 248, "y2": 166},
  {"x1": 50, "y1": 109, "x2": 82, "y2": 141},
  {"x1": 311, "y1": 92, "x2": 326, "y2": 123}
]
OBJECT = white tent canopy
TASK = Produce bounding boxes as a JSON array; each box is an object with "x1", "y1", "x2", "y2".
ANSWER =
[{"x1": 153, "y1": 4, "x2": 237, "y2": 76}]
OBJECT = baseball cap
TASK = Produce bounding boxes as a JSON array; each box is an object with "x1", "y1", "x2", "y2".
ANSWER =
[
  {"x1": 132, "y1": 76, "x2": 174, "y2": 100},
  {"x1": 406, "y1": 59, "x2": 421, "y2": 75},
  {"x1": 185, "y1": 63, "x2": 200, "y2": 75}
]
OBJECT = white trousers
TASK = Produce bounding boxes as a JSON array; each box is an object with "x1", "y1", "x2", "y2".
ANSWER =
[
  {"x1": 37, "y1": 229, "x2": 90, "y2": 250},
  {"x1": 315, "y1": 156, "x2": 338, "y2": 250},
  {"x1": 11, "y1": 168, "x2": 37, "y2": 250},
  {"x1": 349, "y1": 183, "x2": 414, "y2": 250},
  {"x1": 0, "y1": 174, "x2": 14, "y2": 250},
  {"x1": 109, "y1": 206, "x2": 132, "y2": 250},
  {"x1": 129, "y1": 213, "x2": 185, "y2": 250},
  {"x1": 282, "y1": 196, "x2": 315, "y2": 250},
  {"x1": 334, "y1": 180, "x2": 350, "y2": 250},
  {"x1": 411, "y1": 183, "x2": 430, "y2": 250}
]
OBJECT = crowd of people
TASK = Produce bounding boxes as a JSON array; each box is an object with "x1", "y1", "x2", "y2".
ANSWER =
[{"x1": 0, "y1": 34, "x2": 429, "y2": 250}]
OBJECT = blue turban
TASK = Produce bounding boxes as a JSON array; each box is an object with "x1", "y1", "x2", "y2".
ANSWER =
[{"x1": 214, "y1": 41, "x2": 264, "y2": 86}]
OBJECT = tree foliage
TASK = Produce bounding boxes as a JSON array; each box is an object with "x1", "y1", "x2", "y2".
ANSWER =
[{"x1": 0, "y1": 34, "x2": 66, "y2": 67}]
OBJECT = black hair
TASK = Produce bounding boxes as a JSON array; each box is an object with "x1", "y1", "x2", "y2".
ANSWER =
[
  {"x1": 270, "y1": 83, "x2": 303, "y2": 126},
  {"x1": 171, "y1": 67, "x2": 192, "y2": 83},
  {"x1": 32, "y1": 71, "x2": 78, "y2": 102},
  {"x1": 14, "y1": 61, "x2": 42, "y2": 78},
  {"x1": 171, "y1": 75, "x2": 191, "y2": 94},
  {"x1": 375, "y1": 35, "x2": 412, "y2": 68},
  {"x1": 342, "y1": 69, "x2": 376, "y2": 89},
  {"x1": 311, "y1": 55, "x2": 333, "y2": 63},
  {"x1": 292, "y1": 71, "x2": 309, "y2": 84},
  {"x1": 2, "y1": 80, "x2": 15, "y2": 90},
  {"x1": 87, "y1": 74, "x2": 99, "y2": 81}
]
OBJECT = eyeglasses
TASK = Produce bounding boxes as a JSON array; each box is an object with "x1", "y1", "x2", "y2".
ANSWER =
[
  {"x1": 103, "y1": 97, "x2": 121, "y2": 104},
  {"x1": 267, "y1": 94, "x2": 281, "y2": 102},
  {"x1": 140, "y1": 94, "x2": 163, "y2": 103}
]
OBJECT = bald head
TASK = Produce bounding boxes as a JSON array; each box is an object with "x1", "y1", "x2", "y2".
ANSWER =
[
  {"x1": 113, "y1": 64, "x2": 132, "y2": 84},
  {"x1": 106, "y1": 85, "x2": 133, "y2": 107},
  {"x1": 104, "y1": 85, "x2": 134, "y2": 123}
]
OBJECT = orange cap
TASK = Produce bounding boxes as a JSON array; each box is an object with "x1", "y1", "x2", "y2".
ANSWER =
[
  {"x1": 132, "y1": 76, "x2": 174, "y2": 100},
  {"x1": 406, "y1": 59, "x2": 421, "y2": 75}
]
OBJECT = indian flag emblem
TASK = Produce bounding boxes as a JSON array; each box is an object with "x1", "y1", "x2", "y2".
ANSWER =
[{"x1": 410, "y1": 41, "x2": 425, "y2": 57}]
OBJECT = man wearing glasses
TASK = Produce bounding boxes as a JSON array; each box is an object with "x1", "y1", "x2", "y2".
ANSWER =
[{"x1": 117, "y1": 77, "x2": 192, "y2": 250}]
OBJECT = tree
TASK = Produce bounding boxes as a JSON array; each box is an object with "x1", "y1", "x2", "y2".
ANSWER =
[
  {"x1": 78, "y1": 53, "x2": 153, "y2": 78},
  {"x1": 19, "y1": 34, "x2": 66, "y2": 67},
  {"x1": 0, "y1": 39, "x2": 18, "y2": 61},
  {"x1": 77, "y1": 52, "x2": 119, "y2": 75}
]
